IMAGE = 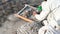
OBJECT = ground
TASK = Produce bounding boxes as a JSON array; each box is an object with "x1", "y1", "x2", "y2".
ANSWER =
[
  {"x1": 0, "y1": 14, "x2": 27, "y2": 34},
  {"x1": 0, "y1": 0, "x2": 44, "y2": 34}
]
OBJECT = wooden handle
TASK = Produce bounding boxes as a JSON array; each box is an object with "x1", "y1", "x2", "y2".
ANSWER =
[{"x1": 14, "y1": 14, "x2": 33, "y2": 23}]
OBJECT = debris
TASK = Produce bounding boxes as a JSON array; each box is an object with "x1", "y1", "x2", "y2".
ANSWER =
[{"x1": 17, "y1": 22, "x2": 43, "y2": 34}]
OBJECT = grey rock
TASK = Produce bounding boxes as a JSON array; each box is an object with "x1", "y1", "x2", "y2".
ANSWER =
[{"x1": 17, "y1": 22, "x2": 43, "y2": 34}]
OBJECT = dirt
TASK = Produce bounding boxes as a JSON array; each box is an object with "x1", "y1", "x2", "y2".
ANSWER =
[
  {"x1": 0, "y1": 14, "x2": 28, "y2": 34},
  {"x1": 0, "y1": 0, "x2": 44, "y2": 34}
]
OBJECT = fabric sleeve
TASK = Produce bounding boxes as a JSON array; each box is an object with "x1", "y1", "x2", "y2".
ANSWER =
[{"x1": 35, "y1": 1, "x2": 50, "y2": 21}]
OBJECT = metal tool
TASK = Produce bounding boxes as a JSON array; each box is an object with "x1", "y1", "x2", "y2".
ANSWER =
[{"x1": 14, "y1": 4, "x2": 38, "y2": 23}]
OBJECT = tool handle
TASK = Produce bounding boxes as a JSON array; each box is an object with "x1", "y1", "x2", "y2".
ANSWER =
[{"x1": 14, "y1": 14, "x2": 34, "y2": 23}]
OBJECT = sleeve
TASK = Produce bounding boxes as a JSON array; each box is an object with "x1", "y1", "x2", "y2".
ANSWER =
[{"x1": 35, "y1": 2, "x2": 50, "y2": 21}]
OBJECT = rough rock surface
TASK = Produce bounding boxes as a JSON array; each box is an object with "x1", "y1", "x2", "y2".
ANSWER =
[
  {"x1": 0, "y1": 0, "x2": 44, "y2": 26},
  {"x1": 17, "y1": 22, "x2": 43, "y2": 34},
  {"x1": 0, "y1": 15, "x2": 27, "y2": 34},
  {"x1": 0, "y1": 0, "x2": 44, "y2": 34}
]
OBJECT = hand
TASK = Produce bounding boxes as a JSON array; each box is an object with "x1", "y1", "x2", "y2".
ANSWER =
[{"x1": 33, "y1": 11, "x2": 37, "y2": 16}]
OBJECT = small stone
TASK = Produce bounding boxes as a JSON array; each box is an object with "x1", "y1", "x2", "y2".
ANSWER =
[{"x1": 17, "y1": 22, "x2": 43, "y2": 34}]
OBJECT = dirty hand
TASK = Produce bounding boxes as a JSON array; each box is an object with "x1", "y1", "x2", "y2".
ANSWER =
[{"x1": 33, "y1": 11, "x2": 37, "y2": 16}]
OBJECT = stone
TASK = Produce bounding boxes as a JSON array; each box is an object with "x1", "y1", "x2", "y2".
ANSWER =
[{"x1": 17, "y1": 22, "x2": 43, "y2": 34}]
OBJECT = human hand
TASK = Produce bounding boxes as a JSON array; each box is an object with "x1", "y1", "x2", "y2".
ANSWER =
[{"x1": 33, "y1": 11, "x2": 37, "y2": 16}]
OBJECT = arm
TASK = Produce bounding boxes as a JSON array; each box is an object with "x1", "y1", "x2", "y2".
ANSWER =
[{"x1": 34, "y1": 2, "x2": 50, "y2": 21}]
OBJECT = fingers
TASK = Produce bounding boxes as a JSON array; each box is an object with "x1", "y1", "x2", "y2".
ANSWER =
[{"x1": 33, "y1": 11, "x2": 37, "y2": 16}]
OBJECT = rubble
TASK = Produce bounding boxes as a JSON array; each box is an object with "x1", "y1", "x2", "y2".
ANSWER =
[
  {"x1": 0, "y1": 0, "x2": 44, "y2": 34},
  {"x1": 17, "y1": 22, "x2": 43, "y2": 34}
]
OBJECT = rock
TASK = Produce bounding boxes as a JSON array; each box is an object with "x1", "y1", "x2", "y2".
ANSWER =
[
  {"x1": 17, "y1": 22, "x2": 43, "y2": 34},
  {"x1": 0, "y1": 0, "x2": 45, "y2": 34},
  {"x1": 0, "y1": 14, "x2": 28, "y2": 34},
  {"x1": 7, "y1": 14, "x2": 20, "y2": 22}
]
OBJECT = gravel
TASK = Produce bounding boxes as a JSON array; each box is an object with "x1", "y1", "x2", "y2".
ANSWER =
[{"x1": 0, "y1": 0, "x2": 44, "y2": 34}]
